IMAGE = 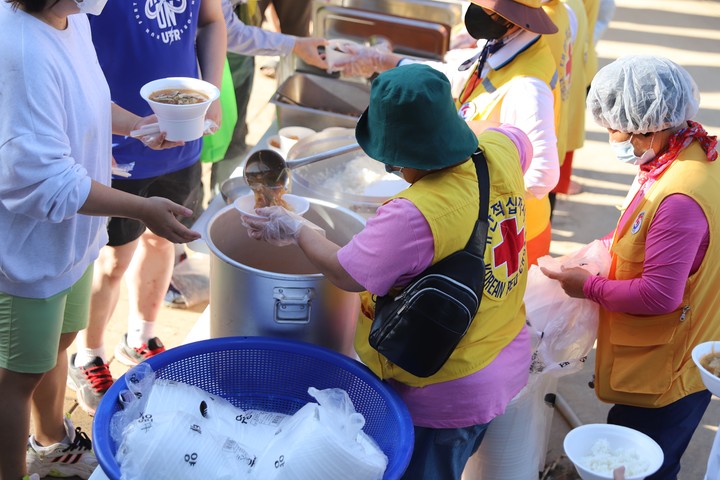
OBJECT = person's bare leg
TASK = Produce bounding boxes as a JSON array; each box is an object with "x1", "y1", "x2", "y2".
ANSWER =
[
  {"x1": 125, "y1": 231, "x2": 175, "y2": 336},
  {"x1": 31, "y1": 331, "x2": 77, "y2": 446},
  {"x1": 75, "y1": 241, "x2": 139, "y2": 353},
  {"x1": 0, "y1": 368, "x2": 43, "y2": 479}
]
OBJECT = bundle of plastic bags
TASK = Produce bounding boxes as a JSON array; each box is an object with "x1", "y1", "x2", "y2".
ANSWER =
[
  {"x1": 252, "y1": 387, "x2": 388, "y2": 479},
  {"x1": 525, "y1": 240, "x2": 611, "y2": 377},
  {"x1": 111, "y1": 365, "x2": 387, "y2": 480}
]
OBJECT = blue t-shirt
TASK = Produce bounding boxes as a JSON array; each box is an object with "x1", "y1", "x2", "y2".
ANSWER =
[{"x1": 89, "y1": 1, "x2": 203, "y2": 179}]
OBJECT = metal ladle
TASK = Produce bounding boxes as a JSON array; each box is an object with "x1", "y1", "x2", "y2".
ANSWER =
[{"x1": 243, "y1": 142, "x2": 362, "y2": 189}]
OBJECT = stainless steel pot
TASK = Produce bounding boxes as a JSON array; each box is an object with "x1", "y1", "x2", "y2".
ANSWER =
[{"x1": 205, "y1": 198, "x2": 365, "y2": 357}]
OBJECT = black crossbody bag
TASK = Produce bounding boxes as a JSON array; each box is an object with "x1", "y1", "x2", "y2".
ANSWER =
[{"x1": 369, "y1": 150, "x2": 490, "y2": 378}]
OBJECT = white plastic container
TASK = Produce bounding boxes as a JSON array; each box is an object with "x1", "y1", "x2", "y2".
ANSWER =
[{"x1": 278, "y1": 126, "x2": 316, "y2": 156}]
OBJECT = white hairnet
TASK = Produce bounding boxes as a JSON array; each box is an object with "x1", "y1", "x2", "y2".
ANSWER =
[{"x1": 587, "y1": 55, "x2": 700, "y2": 134}]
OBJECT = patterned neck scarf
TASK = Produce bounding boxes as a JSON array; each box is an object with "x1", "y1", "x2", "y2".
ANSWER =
[
  {"x1": 457, "y1": 38, "x2": 508, "y2": 105},
  {"x1": 638, "y1": 120, "x2": 718, "y2": 185}
]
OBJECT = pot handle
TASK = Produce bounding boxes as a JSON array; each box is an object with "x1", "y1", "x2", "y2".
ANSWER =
[{"x1": 273, "y1": 287, "x2": 313, "y2": 323}]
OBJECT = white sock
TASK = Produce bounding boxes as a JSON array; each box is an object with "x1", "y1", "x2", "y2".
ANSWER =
[
  {"x1": 74, "y1": 347, "x2": 106, "y2": 367},
  {"x1": 127, "y1": 318, "x2": 155, "y2": 347}
]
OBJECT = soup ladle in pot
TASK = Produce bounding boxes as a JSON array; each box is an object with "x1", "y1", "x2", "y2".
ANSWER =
[{"x1": 242, "y1": 142, "x2": 362, "y2": 189}]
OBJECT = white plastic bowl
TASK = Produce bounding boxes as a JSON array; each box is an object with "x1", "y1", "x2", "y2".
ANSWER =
[
  {"x1": 278, "y1": 126, "x2": 316, "y2": 156},
  {"x1": 564, "y1": 424, "x2": 664, "y2": 480},
  {"x1": 140, "y1": 77, "x2": 219, "y2": 141},
  {"x1": 692, "y1": 341, "x2": 720, "y2": 397}
]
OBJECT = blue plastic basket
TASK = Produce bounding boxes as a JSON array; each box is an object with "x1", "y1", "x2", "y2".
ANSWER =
[{"x1": 93, "y1": 336, "x2": 414, "y2": 479}]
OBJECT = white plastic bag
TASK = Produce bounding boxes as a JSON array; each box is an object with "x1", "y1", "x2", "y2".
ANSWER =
[
  {"x1": 525, "y1": 240, "x2": 611, "y2": 377},
  {"x1": 168, "y1": 252, "x2": 210, "y2": 308},
  {"x1": 117, "y1": 410, "x2": 255, "y2": 480},
  {"x1": 111, "y1": 367, "x2": 257, "y2": 480},
  {"x1": 110, "y1": 363, "x2": 156, "y2": 446},
  {"x1": 463, "y1": 374, "x2": 559, "y2": 480},
  {"x1": 251, "y1": 387, "x2": 388, "y2": 480}
]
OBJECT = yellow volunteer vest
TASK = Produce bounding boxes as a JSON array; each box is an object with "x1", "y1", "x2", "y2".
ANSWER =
[
  {"x1": 562, "y1": 0, "x2": 588, "y2": 151},
  {"x1": 583, "y1": 0, "x2": 600, "y2": 86},
  {"x1": 355, "y1": 131, "x2": 529, "y2": 387},
  {"x1": 455, "y1": 36, "x2": 558, "y2": 246},
  {"x1": 595, "y1": 141, "x2": 720, "y2": 408},
  {"x1": 543, "y1": 0, "x2": 572, "y2": 163},
  {"x1": 236, "y1": 0, "x2": 262, "y2": 26}
]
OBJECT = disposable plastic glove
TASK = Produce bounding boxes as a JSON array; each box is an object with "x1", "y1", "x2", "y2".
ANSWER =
[
  {"x1": 241, "y1": 206, "x2": 325, "y2": 247},
  {"x1": 334, "y1": 44, "x2": 391, "y2": 78}
]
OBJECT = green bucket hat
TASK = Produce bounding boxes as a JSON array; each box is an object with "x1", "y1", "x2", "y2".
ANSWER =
[{"x1": 355, "y1": 64, "x2": 479, "y2": 170}]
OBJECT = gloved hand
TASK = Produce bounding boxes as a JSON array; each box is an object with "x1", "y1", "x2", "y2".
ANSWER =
[
  {"x1": 241, "y1": 206, "x2": 325, "y2": 247},
  {"x1": 333, "y1": 44, "x2": 391, "y2": 78}
]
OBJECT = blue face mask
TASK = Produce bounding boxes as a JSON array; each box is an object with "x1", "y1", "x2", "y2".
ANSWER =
[
  {"x1": 610, "y1": 135, "x2": 656, "y2": 165},
  {"x1": 385, "y1": 164, "x2": 405, "y2": 178}
]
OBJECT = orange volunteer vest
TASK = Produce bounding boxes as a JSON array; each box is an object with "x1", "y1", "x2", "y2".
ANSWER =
[{"x1": 595, "y1": 141, "x2": 720, "y2": 407}]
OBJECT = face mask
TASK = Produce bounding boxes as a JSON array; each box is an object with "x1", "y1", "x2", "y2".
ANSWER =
[
  {"x1": 464, "y1": 4, "x2": 510, "y2": 40},
  {"x1": 74, "y1": 0, "x2": 108, "y2": 16},
  {"x1": 610, "y1": 134, "x2": 656, "y2": 165},
  {"x1": 385, "y1": 164, "x2": 405, "y2": 178}
]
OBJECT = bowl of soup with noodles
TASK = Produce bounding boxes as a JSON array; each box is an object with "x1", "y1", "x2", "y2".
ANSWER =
[{"x1": 140, "y1": 77, "x2": 220, "y2": 141}]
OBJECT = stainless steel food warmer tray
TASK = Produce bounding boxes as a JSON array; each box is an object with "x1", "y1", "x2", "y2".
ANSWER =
[
  {"x1": 269, "y1": 72, "x2": 370, "y2": 131},
  {"x1": 314, "y1": 5, "x2": 453, "y2": 60}
]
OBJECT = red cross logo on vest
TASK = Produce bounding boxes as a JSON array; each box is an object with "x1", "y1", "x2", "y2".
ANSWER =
[{"x1": 493, "y1": 218, "x2": 525, "y2": 276}]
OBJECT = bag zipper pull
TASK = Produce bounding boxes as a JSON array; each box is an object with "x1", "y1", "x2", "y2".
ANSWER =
[{"x1": 679, "y1": 305, "x2": 690, "y2": 321}]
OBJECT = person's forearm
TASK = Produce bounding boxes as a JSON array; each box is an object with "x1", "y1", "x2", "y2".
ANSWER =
[
  {"x1": 584, "y1": 195, "x2": 706, "y2": 314},
  {"x1": 111, "y1": 104, "x2": 142, "y2": 137},
  {"x1": 378, "y1": 52, "x2": 405, "y2": 72},
  {"x1": 297, "y1": 226, "x2": 364, "y2": 292},
  {"x1": 197, "y1": 31, "x2": 226, "y2": 89},
  {"x1": 80, "y1": 180, "x2": 198, "y2": 243},
  {"x1": 197, "y1": 2, "x2": 227, "y2": 89},
  {"x1": 79, "y1": 180, "x2": 148, "y2": 218},
  {"x1": 223, "y1": 0, "x2": 294, "y2": 56}
]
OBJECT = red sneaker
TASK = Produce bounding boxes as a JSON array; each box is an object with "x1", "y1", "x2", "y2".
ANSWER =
[{"x1": 114, "y1": 334, "x2": 166, "y2": 366}]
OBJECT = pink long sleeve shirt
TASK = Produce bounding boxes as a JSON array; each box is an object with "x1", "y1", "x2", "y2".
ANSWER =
[{"x1": 583, "y1": 172, "x2": 709, "y2": 314}]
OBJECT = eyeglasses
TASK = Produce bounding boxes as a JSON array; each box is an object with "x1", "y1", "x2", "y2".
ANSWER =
[{"x1": 385, "y1": 164, "x2": 403, "y2": 174}]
